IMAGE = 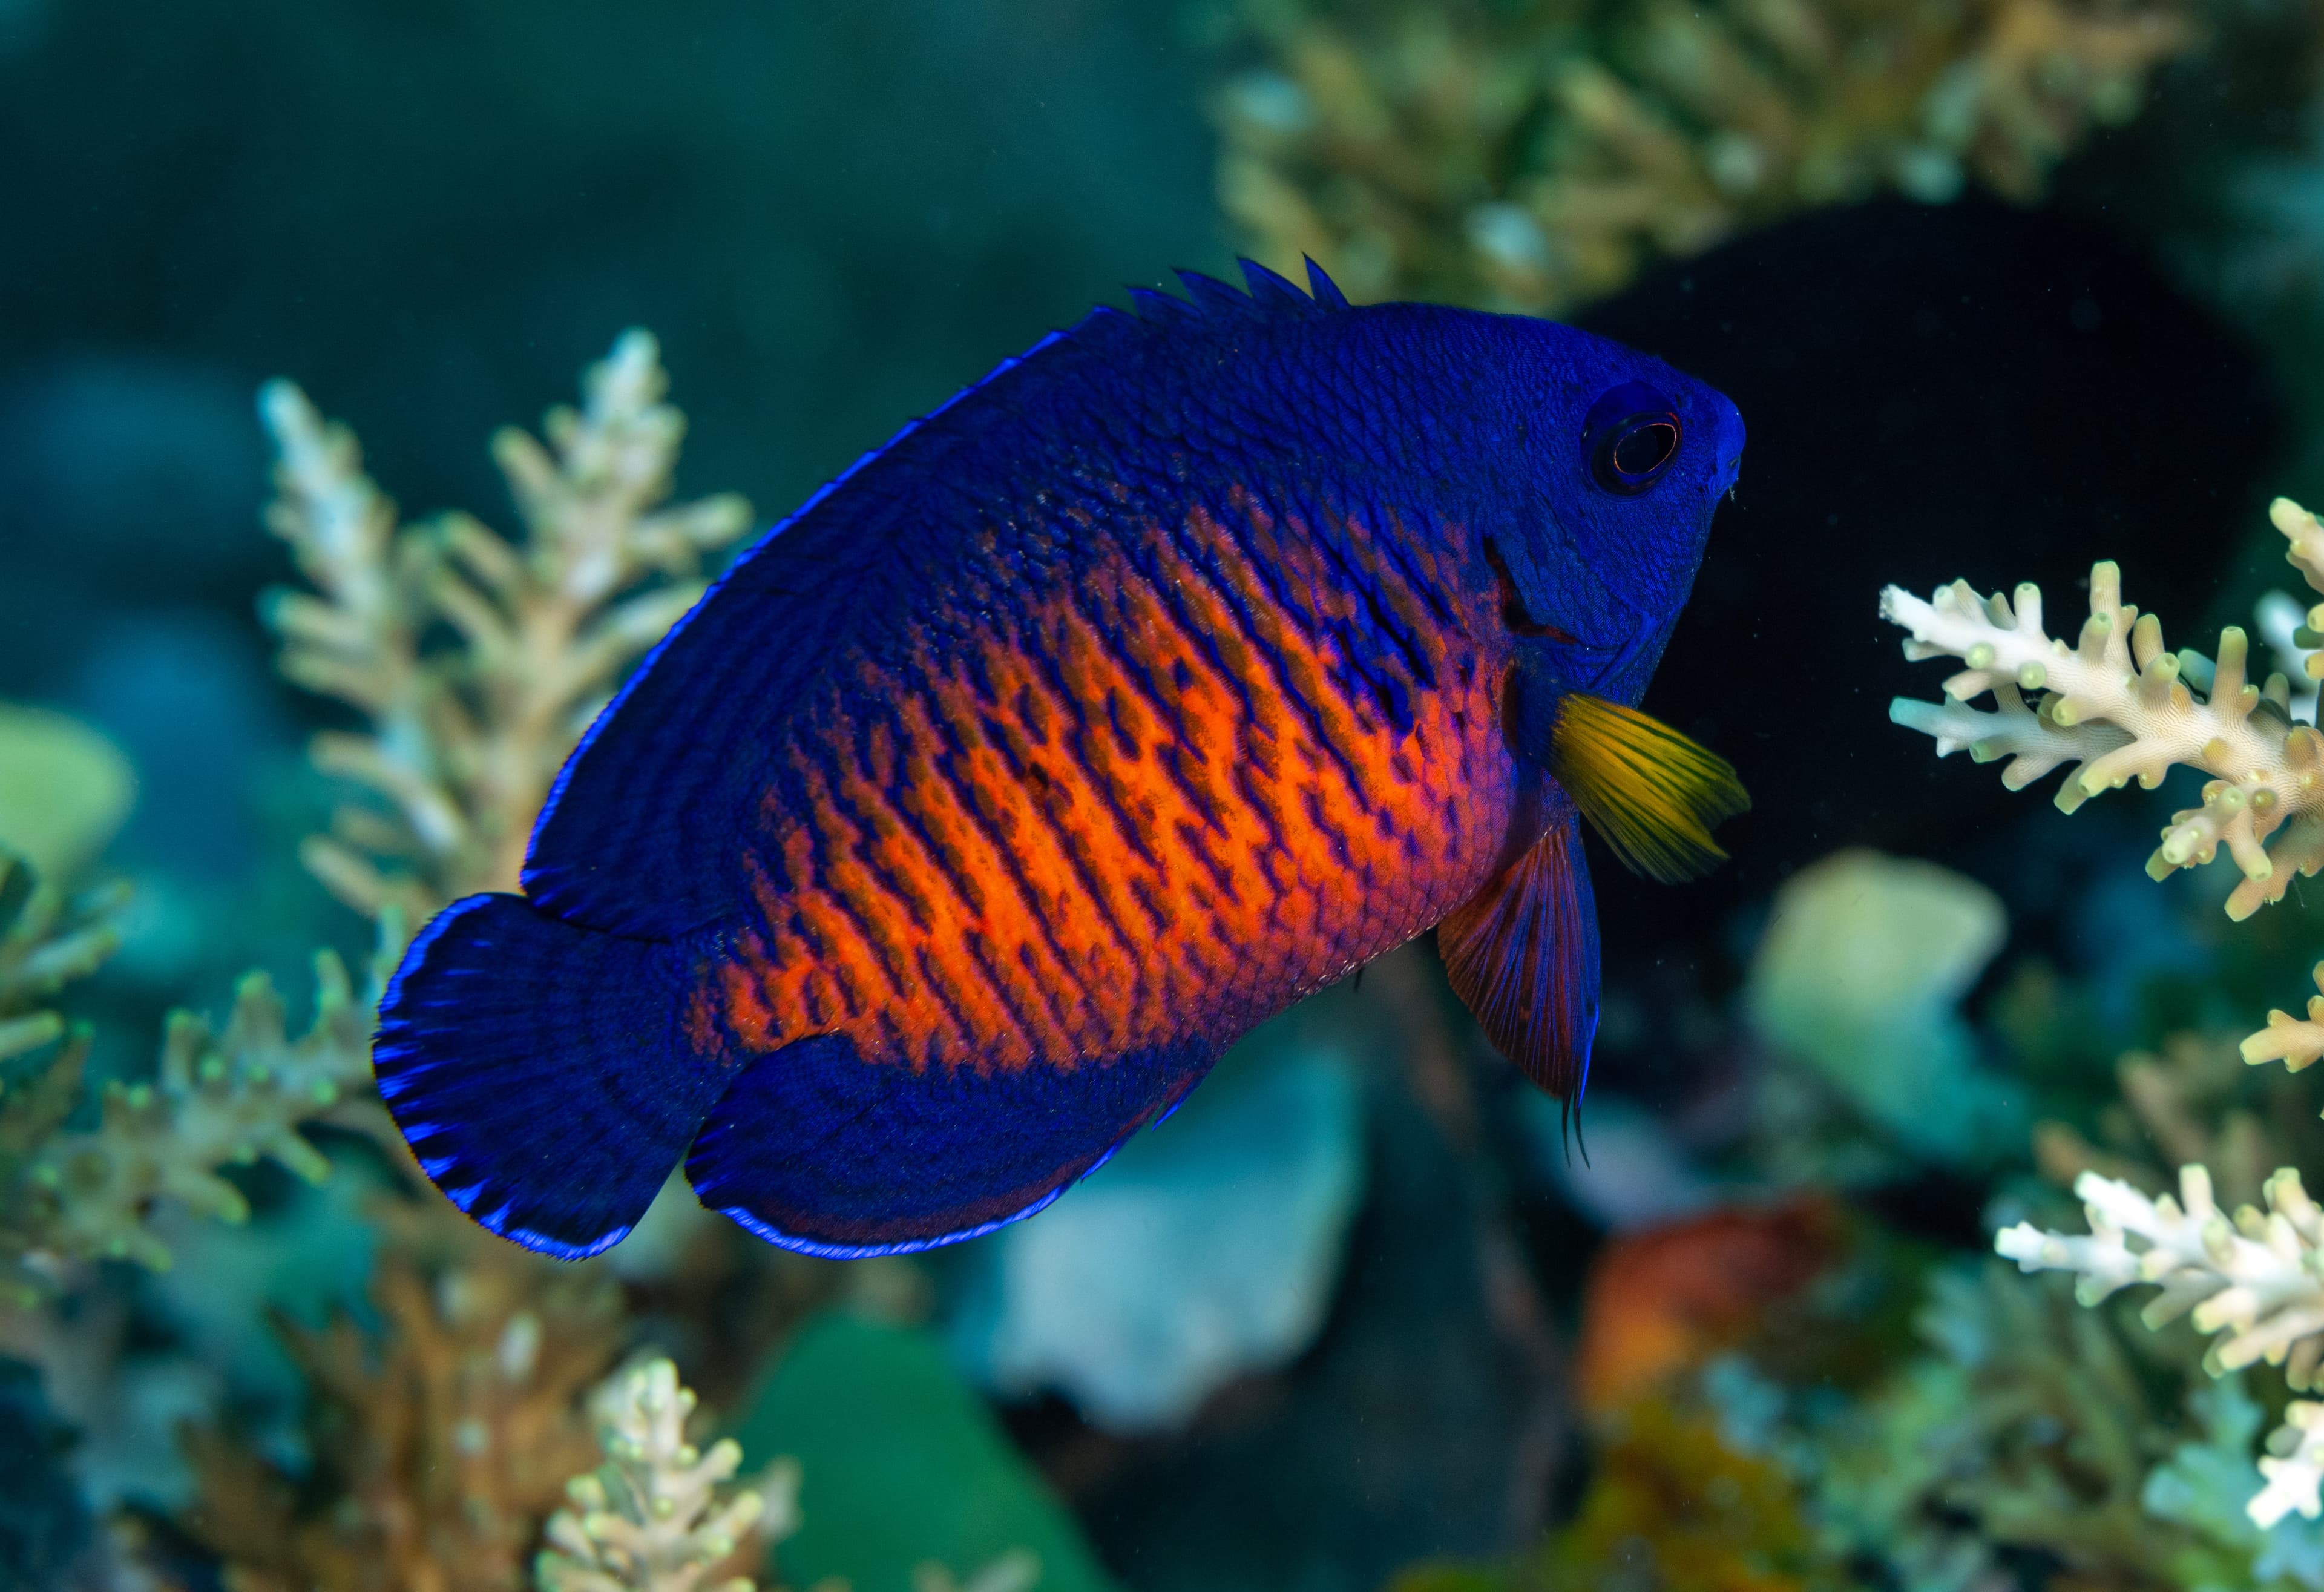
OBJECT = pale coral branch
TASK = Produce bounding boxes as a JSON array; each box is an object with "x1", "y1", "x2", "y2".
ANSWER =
[
  {"x1": 2256, "y1": 1401, "x2": 2324, "y2": 1528},
  {"x1": 2244, "y1": 962, "x2": 2324, "y2": 1076},
  {"x1": 2, "y1": 846, "x2": 400, "y2": 1303},
  {"x1": 1996, "y1": 1164, "x2": 2324, "y2": 1527},
  {"x1": 21, "y1": 933, "x2": 395, "y2": 1277},
  {"x1": 260, "y1": 329, "x2": 751, "y2": 923},
  {"x1": 536, "y1": 1357, "x2": 792, "y2": 1592},
  {"x1": 1883, "y1": 516, "x2": 2324, "y2": 921}
]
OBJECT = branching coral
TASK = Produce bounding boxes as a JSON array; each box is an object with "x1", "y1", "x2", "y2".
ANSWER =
[
  {"x1": 0, "y1": 848, "x2": 120, "y2": 1068},
  {"x1": 0, "y1": 847, "x2": 389, "y2": 1303},
  {"x1": 1209, "y1": 0, "x2": 2199, "y2": 312},
  {"x1": 1801, "y1": 1261, "x2": 2324, "y2": 1588},
  {"x1": 1884, "y1": 557, "x2": 2323, "y2": 917},
  {"x1": 536, "y1": 1357, "x2": 789, "y2": 1592},
  {"x1": 261, "y1": 329, "x2": 753, "y2": 927},
  {"x1": 1884, "y1": 498, "x2": 2324, "y2": 1089},
  {"x1": 1998, "y1": 1165, "x2": 2324, "y2": 1525},
  {"x1": 2032, "y1": 1028, "x2": 2320, "y2": 1214},
  {"x1": 2248, "y1": 961, "x2": 2324, "y2": 1076},
  {"x1": 184, "y1": 1215, "x2": 626, "y2": 1592}
]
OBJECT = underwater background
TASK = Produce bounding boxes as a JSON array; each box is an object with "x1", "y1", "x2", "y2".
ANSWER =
[{"x1": 11, "y1": 0, "x2": 2324, "y2": 1588}]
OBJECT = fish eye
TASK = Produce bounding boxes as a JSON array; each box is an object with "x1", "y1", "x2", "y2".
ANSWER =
[{"x1": 1583, "y1": 382, "x2": 1682, "y2": 496}]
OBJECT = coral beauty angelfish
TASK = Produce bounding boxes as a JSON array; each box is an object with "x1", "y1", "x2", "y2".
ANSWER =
[{"x1": 372, "y1": 260, "x2": 1748, "y2": 1260}]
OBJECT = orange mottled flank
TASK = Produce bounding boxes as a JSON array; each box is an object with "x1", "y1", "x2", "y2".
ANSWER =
[{"x1": 707, "y1": 487, "x2": 1522, "y2": 1076}]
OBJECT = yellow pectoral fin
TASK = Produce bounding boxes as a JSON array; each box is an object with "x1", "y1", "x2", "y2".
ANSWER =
[{"x1": 1546, "y1": 692, "x2": 1750, "y2": 883}]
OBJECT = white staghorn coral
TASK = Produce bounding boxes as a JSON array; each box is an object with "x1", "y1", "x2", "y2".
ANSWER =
[
  {"x1": 1883, "y1": 521, "x2": 2324, "y2": 923},
  {"x1": 1997, "y1": 1164, "x2": 2324, "y2": 1525},
  {"x1": 536, "y1": 1357, "x2": 792, "y2": 1592},
  {"x1": 2256, "y1": 1401, "x2": 2324, "y2": 1531},
  {"x1": 261, "y1": 330, "x2": 753, "y2": 928},
  {"x1": 1886, "y1": 498, "x2": 2324, "y2": 1088}
]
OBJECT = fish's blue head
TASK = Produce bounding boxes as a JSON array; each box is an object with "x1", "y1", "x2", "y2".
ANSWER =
[{"x1": 1375, "y1": 308, "x2": 1744, "y2": 706}]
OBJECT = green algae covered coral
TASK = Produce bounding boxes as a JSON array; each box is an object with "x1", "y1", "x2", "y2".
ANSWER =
[{"x1": 1207, "y1": 0, "x2": 2200, "y2": 312}]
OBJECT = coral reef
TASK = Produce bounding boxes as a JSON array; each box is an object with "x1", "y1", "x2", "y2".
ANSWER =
[
  {"x1": 1207, "y1": 0, "x2": 2201, "y2": 312},
  {"x1": 1883, "y1": 501, "x2": 2324, "y2": 921},
  {"x1": 536, "y1": 1357, "x2": 787, "y2": 1592},
  {"x1": 0, "y1": 846, "x2": 386, "y2": 1301},
  {"x1": 1800, "y1": 1263, "x2": 2315, "y2": 1589},
  {"x1": 2029, "y1": 1028, "x2": 2324, "y2": 1213},
  {"x1": 1998, "y1": 1165, "x2": 2324, "y2": 1524},
  {"x1": 1884, "y1": 498, "x2": 2324, "y2": 1079},
  {"x1": 261, "y1": 329, "x2": 753, "y2": 927},
  {"x1": 182, "y1": 1208, "x2": 628, "y2": 1592},
  {"x1": 1886, "y1": 496, "x2": 2324, "y2": 1536}
]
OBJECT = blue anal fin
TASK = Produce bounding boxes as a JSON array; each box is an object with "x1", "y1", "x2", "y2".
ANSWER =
[
  {"x1": 375, "y1": 893, "x2": 730, "y2": 1259},
  {"x1": 1437, "y1": 812, "x2": 1601, "y2": 1103},
  {"x1": 686, "y1": 1034, "x2": 1215, "y2": 1258}
]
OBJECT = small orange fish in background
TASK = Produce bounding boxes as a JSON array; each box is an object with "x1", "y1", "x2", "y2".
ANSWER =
[{"x1": 1574, "y1": 1194, "x2": 1841, "y2": 1416}]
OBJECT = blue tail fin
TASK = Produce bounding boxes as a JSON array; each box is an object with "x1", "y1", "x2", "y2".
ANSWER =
[{"x1": 374, "y1": 894, "x2": 730, "y2": 1258}]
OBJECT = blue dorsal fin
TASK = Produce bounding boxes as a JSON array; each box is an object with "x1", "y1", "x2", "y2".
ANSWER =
[
  {"x1": 1126, "y1": 284, "x2": 1195, "y2": 323},
  {"x1": 1175, "y1": 268, "x2": 1256, "y2": 318},
  {"x1": 1239, "y1": 257, "x2": 1311, "y2": 310},
  {"x1": 1305, "y1": 257, "x2": 1350, "y2": 310}
]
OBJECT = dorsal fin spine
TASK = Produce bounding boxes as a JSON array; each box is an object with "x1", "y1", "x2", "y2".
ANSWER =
[
  {"x1": 1305, "y1": 257, "x2": 1351, "y2": 309},
  {"x1": 1239, "y1": 258, "x2": 1311, "y2": 310},
  {"x1": 1175, "y1": 268, "x2": 1256, "y2": 318}
]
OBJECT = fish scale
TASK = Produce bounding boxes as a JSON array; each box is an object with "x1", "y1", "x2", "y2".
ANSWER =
[{"x1": 721, "y1": 485, "x2": 1518, "y2": 1077}]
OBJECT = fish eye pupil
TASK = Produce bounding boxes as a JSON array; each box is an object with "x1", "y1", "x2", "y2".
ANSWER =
[
  {"x1": 1612, "y1": 421, "x2": 1678, "y2": 478},
  {"x1": 1582, "y1": 382, "x2": 1683, "y2": 496}
]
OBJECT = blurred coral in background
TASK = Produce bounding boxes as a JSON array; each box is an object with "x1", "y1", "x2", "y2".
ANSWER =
[{"x1": 1203, "y1": 0, "x2": 2199, "y2": 310}]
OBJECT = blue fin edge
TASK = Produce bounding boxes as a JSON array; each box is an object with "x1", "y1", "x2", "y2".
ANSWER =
[{"x1": 711, "y1": 1140, "x2": 1126, "y2": 1260}]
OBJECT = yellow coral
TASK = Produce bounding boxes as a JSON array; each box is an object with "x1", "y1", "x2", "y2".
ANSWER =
[
  {"x1": 1210, "y1": 0, "x2": 2198, "y2": 312},
  {"x1": 261, "y1": 330, "x2": 753, "y2": 928},
  {"x1": 2246, "y1": 964, "x2": 2324, "y2": 1075}
]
